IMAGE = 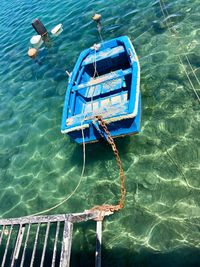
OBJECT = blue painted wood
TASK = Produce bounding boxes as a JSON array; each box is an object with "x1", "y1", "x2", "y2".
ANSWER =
[{"x1": 61, "y1": 36, "x2": 141, "y2": 143}]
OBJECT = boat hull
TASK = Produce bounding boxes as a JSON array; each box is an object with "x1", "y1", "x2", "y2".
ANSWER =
[
  {"x1": 61, "y1": 36, "x2": 141, "y2": 144},
  {"x1": 67, "y1": 94, "x2": 141, "y2": 144}
]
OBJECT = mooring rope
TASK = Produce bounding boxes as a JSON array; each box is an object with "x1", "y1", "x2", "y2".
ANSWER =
[
  {"x1": 85, "y1": 49, "x2": 127, "y2": 216},
  {"x1": 25, "y1": 40, "x2": 127, "y2": 218},
  {"x1": 26, "y1": 125, "x2": 86, "y2": 217},
  {"x1": 97, "y1": 21, "x2": 104, "y2": 44},
  {"x1": 96, "y1": 116, "x2": 126, "y2": 209},
  {"x1": 87, "y1": 116, "x2": 126, "y2": 220},
  {"x1": 160, "y1": 0, "x2": 200, "y2": 87},
  {"x1": 167, "y1": 151, "x2": 200, "y2": 191},
  {"x1": 91, "y1": 47, "x2": 98, "y2": 111},
  {"x1": 159, "y1": 0, "x2": 200, "y2": 102},
  {"x1": 26, "y1": 115, "x2": 126, "y2": 219}
]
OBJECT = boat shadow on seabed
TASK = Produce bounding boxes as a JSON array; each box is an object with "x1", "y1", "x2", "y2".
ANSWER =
[{"x1": 70, "y1": 135, "x2": 132, "y2": 168}]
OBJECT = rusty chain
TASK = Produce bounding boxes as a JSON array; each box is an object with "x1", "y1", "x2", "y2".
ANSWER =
[{"x1": 89, "y1": 116, "x2": 126, "y2": 219}]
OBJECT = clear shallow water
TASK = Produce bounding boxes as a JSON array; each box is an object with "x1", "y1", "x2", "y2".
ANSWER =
[{"x1": 0, "y1": 0, "x2": 200, "y2": 266}]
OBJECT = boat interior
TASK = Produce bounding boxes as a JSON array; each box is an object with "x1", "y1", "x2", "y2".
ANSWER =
[{"x1": 67, "y1": 40, "x2": 133, "y2": 124}]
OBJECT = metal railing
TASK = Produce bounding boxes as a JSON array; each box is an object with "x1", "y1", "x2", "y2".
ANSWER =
[{"x1": 0, "y1": 211, "x2": 103, "y2": 267}]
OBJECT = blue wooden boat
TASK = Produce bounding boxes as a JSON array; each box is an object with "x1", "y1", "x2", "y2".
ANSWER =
[{"x1": 61, "y1": 36, "x2": 141, "y2": 144}]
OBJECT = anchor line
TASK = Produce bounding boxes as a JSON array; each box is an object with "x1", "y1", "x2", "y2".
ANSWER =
[
  {"x1": 23, "y1": 115, "x2": 126, "y2": 219},
  {"x1": 21, "y1": 47, "x2": 126, "y2": 219},
  {"x1": 23, "y1": 122, "x2": 86, "y2": 218},
  {"x1": 85, "y1": 48, "x2": 126, "y2": 218},
  {"x1": 88, "y1": 116, "x2": 126, "y2": 219}
]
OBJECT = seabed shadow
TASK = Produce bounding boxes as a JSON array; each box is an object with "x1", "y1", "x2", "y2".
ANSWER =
[
  {"x1": 70, "y1": 135, "x2": 132, "y2": 168},
  {"x1": 0, "y1": 232, "x2": 199, "y2": 267},
  {"x1": 71, "y1": 245, "x2": 200, "y2": 267}
]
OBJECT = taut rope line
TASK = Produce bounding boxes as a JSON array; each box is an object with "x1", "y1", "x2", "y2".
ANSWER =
[
  {"x1": 26, "y1": 117, "x2": 126, "y2": 218},
  {"x1": 160, "y1": 0, "x2": 200, "y2": 87},
  {"x1": 159, "y1": 0, "x2": 200, "y2": 102},
  {"x1": 26, "y1": 125, "x2": 86, "y2": 217},
  {"x1": 24, "y1": 41, "x2": 127, "y2": 218}
]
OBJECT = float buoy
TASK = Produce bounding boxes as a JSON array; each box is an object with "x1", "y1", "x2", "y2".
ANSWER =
[
  {"x1": 92, "y1": 13, "x2": 102, "y2": 23},
  {"x1": 30, "y1": 35, "x2": 42, "y2": 45},
  {"x1": 27, "y1": 48, "x2": 37, "y2": 58},
  {"x1": 51, "y1": 23, "x2": 63, "y2": 35},
  {"x1": 92, "y1": 13, "x2": 103, "y2": 40},
  {"x1": 32, "y1": 18, "x2": 48, "y2": 36}
]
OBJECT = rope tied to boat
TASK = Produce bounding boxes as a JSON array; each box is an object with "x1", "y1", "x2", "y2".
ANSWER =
[
  {"x1": 88, "y1": 116, "x2": 126, "y2": 220},
  {"x1": 22, "y1": 51, "x2": 126, "y2": 220}
]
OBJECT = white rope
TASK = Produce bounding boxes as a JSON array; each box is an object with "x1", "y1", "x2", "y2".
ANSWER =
[
  {"x1": 165, "y1": 148, "x2": 200, "y2": 191},
  {"x1": 97, "y1": 22, "x2": 104, "y2": 44},
  {"x1": 178, "y1": 57, "x2": 200, "y2": 102},
  {"x1": 159, "y1": 0, "x2": 200, "y2": 102},
  {"x1": 91, "y1": 48, "x2": 98, "y2": 111},
  {"x1": 160, "y1": 0, "x2": 200, "y2": 87},
  {"x1": 92, "y1": 48, "x2": 98, "y2": 78},
  {"x1": 25, "y1": 125, "x2": 86, "y2": 217}
]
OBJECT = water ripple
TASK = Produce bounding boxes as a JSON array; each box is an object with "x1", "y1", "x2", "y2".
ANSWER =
[{"x1": 0, "y1": 0, "x2": 200, "y2": 264}]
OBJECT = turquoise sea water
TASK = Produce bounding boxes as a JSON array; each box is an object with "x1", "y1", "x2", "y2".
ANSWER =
[{"x1": 0, "y1": 0, "x2": 200, "y2": 266}]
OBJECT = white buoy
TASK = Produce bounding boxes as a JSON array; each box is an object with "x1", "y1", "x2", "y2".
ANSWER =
[
  {"x1": 51, "y1": 23, "x2": 63, "y2": 35},
  {"x1": 30, "y1": 35, "x2": 42, "y2": 45}
]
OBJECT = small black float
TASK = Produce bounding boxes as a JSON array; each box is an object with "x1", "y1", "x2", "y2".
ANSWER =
[{"x1": 32, "y1": 18, "x2": 48, "y2": 36}]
